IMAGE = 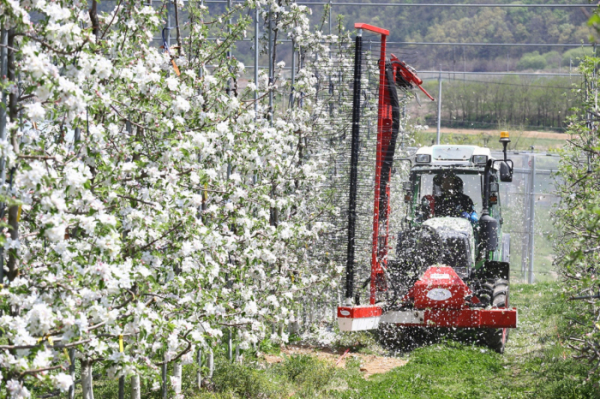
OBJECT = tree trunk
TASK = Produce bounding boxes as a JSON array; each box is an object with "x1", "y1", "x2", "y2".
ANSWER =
[
  {"x1": 6, "y1": 29, "x2": 18, "y2": 282},
  {"x1": 81, "y1": 360, "x2": 95, "y2": 399},
  {"x1": 131, "y1": 375, "x2": 141, "y2": 399},
  {"x1": 196, "y1": 349, "x2": 202, "y2": 389},
  {"x1": 207, "y1": 349, "x2": 214, "y2": 378},
  {"x1": 89, "y1": 0, "x2": 99, "y2": 39},
  {"x1": 173, "y1": 363, "x2": 182, "y2": 395}
]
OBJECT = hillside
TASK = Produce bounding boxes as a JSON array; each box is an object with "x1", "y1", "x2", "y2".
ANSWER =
[{"x1": 328, "y1": 0, "x2": 593, "y2": 72}]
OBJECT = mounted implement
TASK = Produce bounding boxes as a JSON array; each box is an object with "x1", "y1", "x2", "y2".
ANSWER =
[{"x1": 337, "y1": 24, "x2": 517, "y2": 353}]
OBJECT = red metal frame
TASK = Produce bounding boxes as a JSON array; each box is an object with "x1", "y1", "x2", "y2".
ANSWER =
[
  {"x1": 399, "y1": 308, "x2": 517, "y2": 328},
  {"x1": 366, "y1": 28, "x2": 435, "y2": 306},
  {"x1": 337, "y1": 305, "x2": 383, "y2": 319},
  {"x1": 369, "y1": 26, "x2": 389, "y2": 305},
  {"x1": 337, "y1": 306, "x2": 517, "y2": 329},
  {"x1": 353, "y1": 23, "x2": 389, "y2": 36},
  {"x1": 390, "y1": 54, "x2": 435, "y2": 101},
  {"x1": 339, "y1": 266, "x2": 517, "y2": 329}
]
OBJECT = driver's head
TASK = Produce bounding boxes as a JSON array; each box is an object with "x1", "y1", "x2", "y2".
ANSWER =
[{"x1": 435, "y1": 173, "x2": 463, "y2": 194}]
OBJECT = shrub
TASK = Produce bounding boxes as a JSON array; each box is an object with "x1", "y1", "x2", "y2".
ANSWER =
[
  {"x1": 562, "y1": 47, "x2": 594, "y2": 67},
  {"x1": 543, "y1": 51, "x2": 562, "y2": 67},
  {"x1": 281, "y1": 354, "x2": 334, "y2": 388},
  {"x1": 516, "y1": 51, "x2": 548, "y2": 70},
  {"x1": 212, "y1": 359, "x2": 288, "y2": 398}
]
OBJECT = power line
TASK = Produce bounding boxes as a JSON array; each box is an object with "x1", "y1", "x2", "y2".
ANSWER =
[
  {"x1": 429, "y1": 119, "x2": 568, "y2": 132},
  {"x1": 395, "y1": 41, "x2": 594, "y2": 47},
  {"x1": 423, "y1": 77, "x2": 578, "y2": 90},
  {"x1": 156, "y1": 36, "x2": 592, "y2": 50},
  {"x1": 418, "y1": 71, "x2": 583, "y2": 76},
  {"x1": 203, "y1": 1, "x2": 596, "y2": 7}
]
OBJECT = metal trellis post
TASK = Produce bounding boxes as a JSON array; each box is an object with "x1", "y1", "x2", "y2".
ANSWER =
[
  {"x1": 528, "y1": 155, "x2": 536, "y2": 284},
  {"x1": 118, "y1": 375, "x2": 125, "y2": 399},
  {"x1": 166, "y1": 2, "x2": 171, "y2": 48},
  {"x1": 329, "y1": 0, "x2": 332, "y2": 33},
  {"x1": 199, "y1": 0, "x2": 205, "y2": 79},
  {"x1": 254, "y1": 6, "x2": 259, "y2": 116},
  {"x1": 268, "y1": 10, "x2": 273, "y2": 121},
  {"x1": 436, "y1": 68, "x2": 442, "y2": 144},
  {"x1": 226, "y1": 0, "x2": 232, "y2": 96}
]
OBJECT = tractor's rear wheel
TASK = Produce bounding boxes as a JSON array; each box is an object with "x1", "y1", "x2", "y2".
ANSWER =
[{"x1": 483, "y1": 278, "x2": 510, "y2": 353}]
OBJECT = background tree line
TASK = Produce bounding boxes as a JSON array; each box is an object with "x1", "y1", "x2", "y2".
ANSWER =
[
  {"x1": 125, "y1": 0, "x2": 592, "y2": 75},
  {"x1": 419, "y1": 76, "x2": 581, "y2": 131},
  {"x1": 328, "y1": 1, "x2": 591, "y2": 72}
]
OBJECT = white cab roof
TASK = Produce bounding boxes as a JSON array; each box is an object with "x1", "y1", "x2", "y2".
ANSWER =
[{"x1": 415, "y1": 145, "x2": 493, "y2": 166}]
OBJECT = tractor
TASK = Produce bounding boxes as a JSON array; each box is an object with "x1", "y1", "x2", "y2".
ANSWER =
[{"x1": 337, "y1": 23, "x2": 517, "y2": 353}]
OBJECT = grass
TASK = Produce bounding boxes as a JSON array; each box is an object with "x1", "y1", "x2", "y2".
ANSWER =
[
  {"x1": 335, "y1": 282, "x2": 600, "y2": 399},
  {"x1": 64, "y1": 283, "x2": 600, "y2": 399}
]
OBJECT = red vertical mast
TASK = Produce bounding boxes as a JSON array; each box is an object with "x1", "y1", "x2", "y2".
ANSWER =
[{"x1": 353, "y1": 24, "x2": 390, "y2": 305}]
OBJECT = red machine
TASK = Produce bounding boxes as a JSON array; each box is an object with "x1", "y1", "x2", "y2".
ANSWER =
[
  {"x1": 339, "y1": 266, "x2": 516, "y2": 331},
  {"x1": 338, "y1": 23, "x2": 517, "y2": 353}
]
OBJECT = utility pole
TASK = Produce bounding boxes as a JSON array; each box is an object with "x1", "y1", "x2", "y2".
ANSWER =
[
  {"x1": 226, "y1": 0, "x2": 232, "y2": 97},
  {"x1": 267, "y1": 10, "x2": 273, "y2": 122},
  {"x1": 254, "y1": 6, "x2": 259, "y2": 116},
  {"x1": 166, "y1": 2, "x2": 171, "y2": 48},
  {"x1": 436, "y1": 68, "x2": 442, "y2": 144},
  {"x1": 329, "y1": 0, "x2": 332, "y2": 33},
  {"x1": 528, "y1": 154, "x2": 536, "y2": 284}
]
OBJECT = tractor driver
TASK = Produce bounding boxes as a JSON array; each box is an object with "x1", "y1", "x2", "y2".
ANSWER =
[{"x1": 432, "y1": 173, "x2": 478, "y2": 222}]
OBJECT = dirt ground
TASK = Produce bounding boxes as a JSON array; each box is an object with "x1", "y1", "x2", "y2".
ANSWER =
[
  {"x1": 263, "y1": 346, "x2": 407, "y2": 378},
  {"x1": 423, "y1": 127, "x2": 573, "y2": 140}
]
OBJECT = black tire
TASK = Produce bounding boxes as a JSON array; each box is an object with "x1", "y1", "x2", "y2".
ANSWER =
[
  {"x1": 484, "y1": 326, "x2": 510, "y2": 354},
  {"x1": 473, "y1": 281, "x2": 494, "y2": 306},
  {"x1": 484, "y1": 278, "x2": 510, "y2": 353}
]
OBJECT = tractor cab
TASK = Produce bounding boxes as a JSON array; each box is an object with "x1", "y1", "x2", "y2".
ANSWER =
[{"x1": 399, "y1": 145, "x2": 509, "y2": 277}]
